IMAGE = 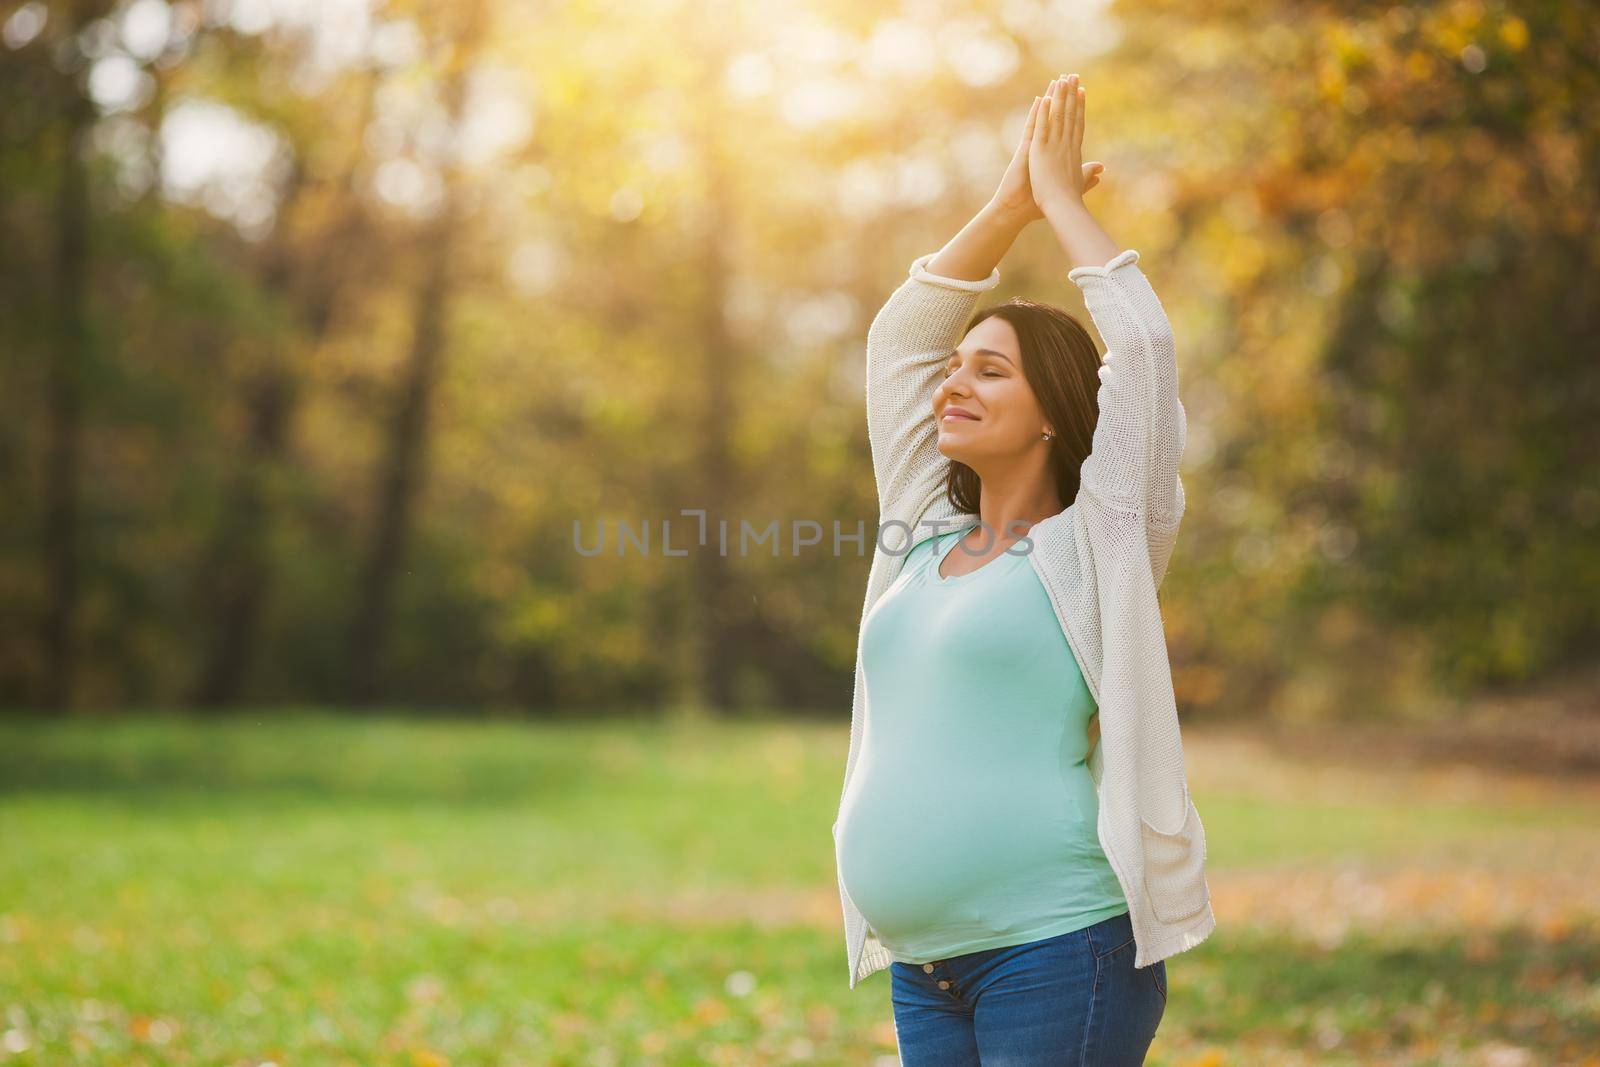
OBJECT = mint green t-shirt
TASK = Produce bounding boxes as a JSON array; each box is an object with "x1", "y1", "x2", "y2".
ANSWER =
[{"x1": 836, "y1": 526, "x2": 1128, "y2": 964}]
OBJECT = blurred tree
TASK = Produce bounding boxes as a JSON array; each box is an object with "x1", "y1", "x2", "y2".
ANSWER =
[
  {"x1": 349, "y1": 0, "x2": 487, "y2": 706},
  {"x1": 44, "y1": 1, "x2": 115, "y2": 711},
  {"x1": 191, "y1": 69, "x2": 381, "y2": 709}
]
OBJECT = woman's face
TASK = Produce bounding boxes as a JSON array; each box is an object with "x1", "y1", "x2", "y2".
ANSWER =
[{"x1": 933, "y1": 316, "x2": 1050, "y2": 466}]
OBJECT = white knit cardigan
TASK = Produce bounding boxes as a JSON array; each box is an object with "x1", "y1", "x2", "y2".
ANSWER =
[{"x1": 832, "y1": 247, "x2": 1216, "y2": 988}]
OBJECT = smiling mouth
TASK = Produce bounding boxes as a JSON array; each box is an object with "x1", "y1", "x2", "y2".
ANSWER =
[{"x1": 942, "y1": 413, "x2": 978, "y2": 421}]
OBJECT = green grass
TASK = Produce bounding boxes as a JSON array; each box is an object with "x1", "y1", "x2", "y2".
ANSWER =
[{"x1": 1, "y1": 713, "x2": 1596, "y2": 1065}]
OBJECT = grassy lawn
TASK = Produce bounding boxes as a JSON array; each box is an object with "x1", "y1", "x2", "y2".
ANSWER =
[{"x1": 1, "y1": 713, "x2": 1596, "y2": 1065}]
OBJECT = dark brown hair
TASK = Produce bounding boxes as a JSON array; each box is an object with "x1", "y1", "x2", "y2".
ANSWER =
[{"x1": 945, "y1": 298, "x2": 1103, "y2": 515}]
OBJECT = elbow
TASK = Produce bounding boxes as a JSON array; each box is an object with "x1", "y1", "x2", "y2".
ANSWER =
[
  {"x1": 866, "y1": 301, "x2": 891, "y2": 346},
  {"x1": 1147, "y1": 320, "x2": 1177, "y2": 369},
  {"x1": 865, "y1": 283, "x2": 914, "y2": 353},
  {"x1": 865, "y1": 310, "x2": 904, "y2": 373},
  {"x1": 1161, "y1": 398, "x2": 1187, "y2": 470}
]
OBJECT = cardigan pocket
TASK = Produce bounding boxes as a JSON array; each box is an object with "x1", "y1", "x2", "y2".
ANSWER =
[{"x1": 1139, "y1": 791, "x2": 1211, "y2": 924}]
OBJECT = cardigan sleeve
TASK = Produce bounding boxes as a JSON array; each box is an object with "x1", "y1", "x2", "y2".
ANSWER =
[
  {"x1": 864, "y1": 253, "x2": 1002, "y2": 526},
  {"x1": 1067, "y1": 249, "x2": 1187, "y2": 582}
]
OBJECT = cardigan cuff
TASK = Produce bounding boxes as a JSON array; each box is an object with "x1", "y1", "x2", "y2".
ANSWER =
[
  {"x1": 1067, "y1": 248, "x2": 1140, "y2": 282},
  {"x1": 908, "y1": 252, "x2": 1002, "y2": 292}
]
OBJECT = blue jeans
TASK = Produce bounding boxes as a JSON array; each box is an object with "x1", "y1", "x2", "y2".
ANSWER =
[{"x1": 888, "y1": 910, "x2": 1166, "y2": 1065}]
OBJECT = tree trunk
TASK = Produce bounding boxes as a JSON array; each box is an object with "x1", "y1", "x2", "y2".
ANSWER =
[
  {"x1": 687, "y1": 114, "x2": 741, "y2": 714},
  {"x1": 348, "y1": 5, "x2": 484, "y2": 705},
  {"x1": 192, "y1": 79, "x2": 377, "y2": 709},
  {"x1": 43, "y1": 21, "x2": 98, "y2": 712}
]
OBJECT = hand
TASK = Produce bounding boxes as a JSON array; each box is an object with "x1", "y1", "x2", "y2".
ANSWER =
[
  {"x1": 991, "y1": 88, "x2": 1104, "y2": 225},
  {"x1": 1028, "y1": 73, "x2": 1097, "y2": 216}
]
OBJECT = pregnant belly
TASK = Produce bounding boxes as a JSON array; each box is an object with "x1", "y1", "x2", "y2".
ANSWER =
[{"x1": 837, "y1": 769, "x2": 1092, "y2": 943}]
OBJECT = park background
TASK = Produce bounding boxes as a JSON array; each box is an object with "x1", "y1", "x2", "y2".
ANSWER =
[{"x1": 1, "y1": 0, "x2": 1596, "y2": 1063}]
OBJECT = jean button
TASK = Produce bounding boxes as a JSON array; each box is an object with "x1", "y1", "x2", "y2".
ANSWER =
[
  {"x1": 922, "y1": 964, "x2": 935, "y2": 973},
  {"x1": 937, "y1": 980, "x2": 951, "y2": 990}
]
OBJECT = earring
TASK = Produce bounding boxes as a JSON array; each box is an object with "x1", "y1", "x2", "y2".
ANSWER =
[{"x1": 1040, "y1": 430, "x2": 1055, "y2": 441}]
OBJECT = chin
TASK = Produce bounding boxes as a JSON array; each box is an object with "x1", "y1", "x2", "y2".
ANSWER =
[{"x1": 936, "y1": 436, "x2": 978, "y2": 464}]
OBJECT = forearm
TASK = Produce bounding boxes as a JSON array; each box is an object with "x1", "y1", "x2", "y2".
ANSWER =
[
  {"x1": 1041, "y1": 198, "x2": 1121, "y2": 272},
  {"x1": 925, "y1": 201, "x2": 1030, "y2": 283},
  {"x1": 1055, "y1": 199, "x2": 1184, "y2": 524}
]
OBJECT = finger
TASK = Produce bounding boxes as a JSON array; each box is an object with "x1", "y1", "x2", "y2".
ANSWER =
[
  {"x1": 1053, "y1": 76, "x2": 1070, "y2": 142},
  {"x1": 1075, "y1": 85, "x2": 1086, "y2": 158},
  {"x1": 1065, "y1": 75, "x2": 1078, "y2": 154},
  {"x1": 1083, "y1": 161, "x2": 1103, "y2": 187}
]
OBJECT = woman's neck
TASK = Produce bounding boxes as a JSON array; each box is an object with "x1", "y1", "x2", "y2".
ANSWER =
[{"x1": 972, "y1": 475, "x2": 1062, "y2": 546}]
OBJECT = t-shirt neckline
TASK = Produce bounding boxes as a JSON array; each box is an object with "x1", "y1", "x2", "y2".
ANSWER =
[{"x1": 930, "y1": 529, "x2": 1025, "y2": 585}]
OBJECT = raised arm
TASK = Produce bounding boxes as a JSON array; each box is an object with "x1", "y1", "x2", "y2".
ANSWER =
[
  {"x1": 864, "y1": 207, "x2": 1013, "y2": 524},
  {"x1": 1067, "y1": 247, "x2": 1189, "y2": 590},
  {"x1": 1060, "y1": 241, "x2": 1185, "y2": 526},
  {"x1": 1031, "y1": 75, "x2": 1187, "y2": 576}
]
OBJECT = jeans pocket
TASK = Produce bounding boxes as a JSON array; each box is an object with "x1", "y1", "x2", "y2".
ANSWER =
[
  {"x1": 1150, "y1": 960, "x2": 1168, "y2": 1005},
  {"x1": 1087, "y1": 913, "x2": 1137, "y2": 960}
]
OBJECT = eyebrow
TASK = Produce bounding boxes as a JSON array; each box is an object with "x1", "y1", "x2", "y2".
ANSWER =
[{"x1": 947, "y1": 348, "x2": 1015, "y2": 367}]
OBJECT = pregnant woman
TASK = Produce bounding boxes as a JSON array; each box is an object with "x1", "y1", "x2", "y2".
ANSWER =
[{"x1": 831, "y1": 74, "x2": 1216, "y2": 1064}]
